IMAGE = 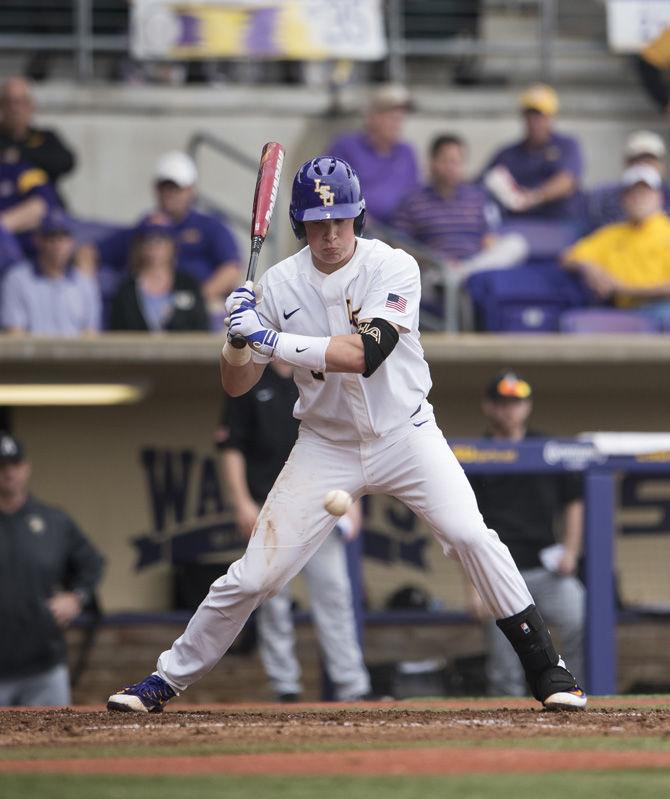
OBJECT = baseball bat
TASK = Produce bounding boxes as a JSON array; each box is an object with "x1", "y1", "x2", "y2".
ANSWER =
[{"x1": 231, "y1": 141, "x2": 285, "y2": 349}]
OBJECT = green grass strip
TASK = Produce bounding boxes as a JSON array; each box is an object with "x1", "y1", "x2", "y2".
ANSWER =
[
  {"x1": 1, "y1": 771, "x2": 670, "y2": 799},
  {"x1": 2, "y1": 734, "x2": 670, "y2": 761}
]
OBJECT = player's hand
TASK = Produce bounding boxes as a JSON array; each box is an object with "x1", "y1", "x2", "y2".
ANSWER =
[
  {"x1": 228, "y1": 302, "x2": 279, "y2": 358},
  {"x1": 235, "y1": 498, "x2": 261, "y2": 540},
  {"x1": 47, "y1": 591, "x2": 83, "y2": 628},
  {"x1": 225, "y1": 281, "x2": 257, "y2": 317}
]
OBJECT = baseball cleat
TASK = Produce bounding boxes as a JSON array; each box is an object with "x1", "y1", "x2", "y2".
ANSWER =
[
  {"x1": 107, "y1": 673, "x2": 176, "y2": 713},
  {"x1": 542, "y1": 686, "x2": 587, "y2": 711},
  {"x1": 530, "y1": 659, "x2": 587, "y2": 711}
]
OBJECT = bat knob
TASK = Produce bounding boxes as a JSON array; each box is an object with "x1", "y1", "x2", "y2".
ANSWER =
[{"x1": 230, "y1": 335, "x2": 248, "y2": 350}]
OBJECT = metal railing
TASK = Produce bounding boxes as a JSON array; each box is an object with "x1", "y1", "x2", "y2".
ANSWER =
[
  {"x1": 0, "y1": 0, "x2": 609, "y2": 85},
  {"x1": 0, "y1": 0, "x2": 127, "y2": 82},
  {"x1": 186, "y1": 131, "x2": 280, "y2": 267}
]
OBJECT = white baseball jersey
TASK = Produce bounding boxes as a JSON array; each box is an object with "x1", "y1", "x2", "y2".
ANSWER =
[{"x1": 255, "y1": 237, "x2": 433, "y2": 442}]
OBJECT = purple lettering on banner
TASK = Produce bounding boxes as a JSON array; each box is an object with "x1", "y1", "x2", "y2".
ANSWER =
[
  {"x1": 178, "y1": 13, "x2": 201, "y2": 47},
  {"x1": 245, "y1": 7, "x2": 280, "y2": 56}
]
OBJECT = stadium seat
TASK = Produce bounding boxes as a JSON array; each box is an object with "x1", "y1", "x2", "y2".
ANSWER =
[
  {"x1": 559, "y1": 308, "x2": 660, "y2": 334},
  {"x1": 466, "y1": 261, "x2": 591, "y2": 332}
]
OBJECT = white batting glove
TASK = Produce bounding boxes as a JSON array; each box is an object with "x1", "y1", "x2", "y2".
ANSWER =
[
  {"x1": 228, "y1": 303, "x2": 279, "y2": 359},
  {"x1": 225, "y1": 281, "x2": 257, "y2": 317}
]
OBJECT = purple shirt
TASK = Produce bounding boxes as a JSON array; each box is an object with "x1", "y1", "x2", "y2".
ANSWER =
[
  {"x1": 327, "y1": 132, "x2": 420, "y2": 224},
  {"x1": 0, "y1": 261, "x2": 101, "y2": 335},
  {"x1": 484, "y1": 131, "x2": 583, "y2": 220},
  {"x1": 98, "y1": 207, "x2": 240, "y2": 284},
  {"x1": 392, "y1": 182, "x2": 494, "y2": 260}
]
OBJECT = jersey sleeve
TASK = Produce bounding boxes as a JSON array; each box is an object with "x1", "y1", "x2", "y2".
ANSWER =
[
  {"x1": 218, "y1": 393, "x2": 255, "y2": 455},
  {"x1": 357, "y1": 249, "x2": 421, "y2": 332}
]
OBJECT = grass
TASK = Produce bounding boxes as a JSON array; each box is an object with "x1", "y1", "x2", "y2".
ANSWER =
[
  {"x1": 2, "y1": 735, "x2": 670, "y2": 761},
  {"x1": 2, "y1": 772, "x2": 670, "y2": 799}
]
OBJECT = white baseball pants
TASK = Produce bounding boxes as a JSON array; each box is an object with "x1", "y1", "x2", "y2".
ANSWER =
[{"x1": 157, "y1": 415, "x2": 534, "y2": 692}]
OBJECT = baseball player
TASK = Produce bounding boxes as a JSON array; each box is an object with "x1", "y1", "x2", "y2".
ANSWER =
[
  {"x1": 108, "y1": 156, "x2": 587, "y2": 713},
  {"x1": 217, "y1": 360, "x2": 372, "y2": 702}
]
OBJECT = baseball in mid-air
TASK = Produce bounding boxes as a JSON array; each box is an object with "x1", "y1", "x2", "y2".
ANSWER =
[{"x1": 324, "y1": 489, "x2": 352, "y2": 517}]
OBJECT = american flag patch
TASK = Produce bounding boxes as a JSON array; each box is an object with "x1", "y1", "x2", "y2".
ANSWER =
[{"x1": 385, "y1": 293, "x2": 407, "y2": 312}]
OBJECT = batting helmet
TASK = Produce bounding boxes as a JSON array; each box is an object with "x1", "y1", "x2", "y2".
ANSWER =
[{"x1": 289, "y1": 156, "x2": 366, "y2": 240}]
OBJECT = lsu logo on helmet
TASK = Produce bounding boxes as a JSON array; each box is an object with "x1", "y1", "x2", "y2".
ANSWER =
[{"x1": 314, "y1": 178, "x2": 334, "y2": 207}]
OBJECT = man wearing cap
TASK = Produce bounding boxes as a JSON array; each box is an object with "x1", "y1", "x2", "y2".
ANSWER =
[
  {"x1": 327, "y1": 83, "x2": 420, "y2": 225},
  {"x1": 481, "y1": 84, "x2": 583, "y2": 222},
  {"x1": 0, "y1": 432, "x2": 104, "y2": 706},
  {"x1": 586, "y1": 130, "x2": 670, "y2": 232},
  {"x1": 468, "y1": 371, "x2": 585, "y2": 697},
  {"x1": 0, "y1": 210, "x2": 101, "y2": 335},
  {"x1": 563, "y1": 164, "x2": 670, "y2": 322},
  {"x1": 96, "y1": 151, "x2": 241, "y2": 303}
]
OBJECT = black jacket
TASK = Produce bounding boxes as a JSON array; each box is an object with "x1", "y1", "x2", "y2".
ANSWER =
[
  {"x1": 0, "y1": 126, "x2": 76, "y2": 184},
  {"x1": 0, "y1": 496, "x2": 105, "y2": 678},
  {"x1": 109, "y1": 271, "x2": 210, "y2": 332}
]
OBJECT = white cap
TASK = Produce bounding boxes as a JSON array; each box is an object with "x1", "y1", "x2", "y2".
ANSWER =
[
  {"x1": 621, "y1": 163, "x2": 662, "y2": 190},
  {"x1": 624, "y1": 130, "x2": 666, "y2": 161},
  {"x1": 154, "y1": 151, "x2": 198, "y2": 187}
]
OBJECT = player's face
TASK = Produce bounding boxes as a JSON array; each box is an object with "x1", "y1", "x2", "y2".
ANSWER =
[
  {"x1": 0, "y1": 460, "x2": 31, "y2": 500},
  {"x1": 304, "y1": 218, "x2": 357, "y2": 274},
  {"x1": 482, "y1": 398, "x2": 532, "y2": 437}
]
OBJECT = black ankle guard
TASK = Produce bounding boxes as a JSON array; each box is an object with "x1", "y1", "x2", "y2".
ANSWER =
[{"x1": 496, "y1": 604, "x2": 559, "y2": 675}]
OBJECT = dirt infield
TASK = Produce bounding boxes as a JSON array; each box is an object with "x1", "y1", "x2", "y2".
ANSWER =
[{"x1": 1, "y1": 699, "x2": 669, "y2": 776}]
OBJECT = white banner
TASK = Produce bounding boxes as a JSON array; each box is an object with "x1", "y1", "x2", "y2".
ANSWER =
[
  {"x1": 607, "y1": 0, "x2": 670, "y2": 53},
  {"x1": 132, "y1": 0, "x2": 387, "y2": 61}
]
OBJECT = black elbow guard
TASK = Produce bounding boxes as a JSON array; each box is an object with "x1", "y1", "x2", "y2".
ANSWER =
[{"x1": 358, "y1": 318, "x2": 399, "y2": 377}]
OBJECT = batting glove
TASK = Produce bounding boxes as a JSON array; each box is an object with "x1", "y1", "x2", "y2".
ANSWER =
[
  {"x1": 225, "y1": 281, "x2": 257, "y2": 317},
  {"x1": 228, "y1": 302, "x2": 279, "y2": 359}
]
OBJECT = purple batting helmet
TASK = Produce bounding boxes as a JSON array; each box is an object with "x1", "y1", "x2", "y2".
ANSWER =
[{"x1": 289, "y1": 156, "x2": 366, "y2": 240}]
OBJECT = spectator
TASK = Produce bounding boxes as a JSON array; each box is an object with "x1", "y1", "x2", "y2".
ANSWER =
[
  {"x1": 392, "y1": 133, "x2": 528, "y2": 272},
  {"x1": 563, "y1": 164, "x2": 670, "y2": 325},
  {"x1": 634, "y1": 24, "x2": 670, "y2": 116},
  {"x1": 0, "y1": 76, "x2": 76, "y2": 202},
  {"x1": 96, "y1": 151, "x2": 241, "y2": 302},
  {"x1": 109, "y1": 222, "x2": 209, "y2": 332},
  {"x1": 327, "y1": 83, "x2": 420, "y2": 225},
  {"x1": 481, "y1": 84, "x2": 583, "y2": 222},
  {"x1": 217, "y1": 361, "x2": 372, "y2": 702},
  {"x1": 0, "y1": 432, "x2": 104, "y2": 707},
  {"x1": 0, "y1": 146, "x2": 60, "y2": 268},
  {"x1": 586, "y1": 130, "x2": 670, "y2": 231},
  {"x1": 1, "y1": 210, "x2": 101, "y2": 336},
  {"x1": 468, "y1": 371, "x2": 585, "y2": 697}
]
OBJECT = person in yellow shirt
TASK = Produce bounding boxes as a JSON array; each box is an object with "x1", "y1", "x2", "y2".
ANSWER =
[{"x1": 562, "y1": 164, "x2": 670, "y2": 323}]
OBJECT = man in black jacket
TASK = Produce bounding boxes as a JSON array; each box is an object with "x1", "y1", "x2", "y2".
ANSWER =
[
  {"x1": 0, "y1": 76, "x2": 76, "y2": 197},
  {"x1": 0, "y1": 432, "x2": 104, "y2": 706}
]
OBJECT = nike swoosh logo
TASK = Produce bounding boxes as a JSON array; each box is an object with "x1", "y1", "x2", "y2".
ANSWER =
[
  {"x1": 413, "y1": 420, "x2": 429, "y2": 427},
  {"x1": 283, "y1": 308, "x2": 300, "y2": 319},
  {"x1": 296, "y1": 346, "x2": 309, "y2": 353}
]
